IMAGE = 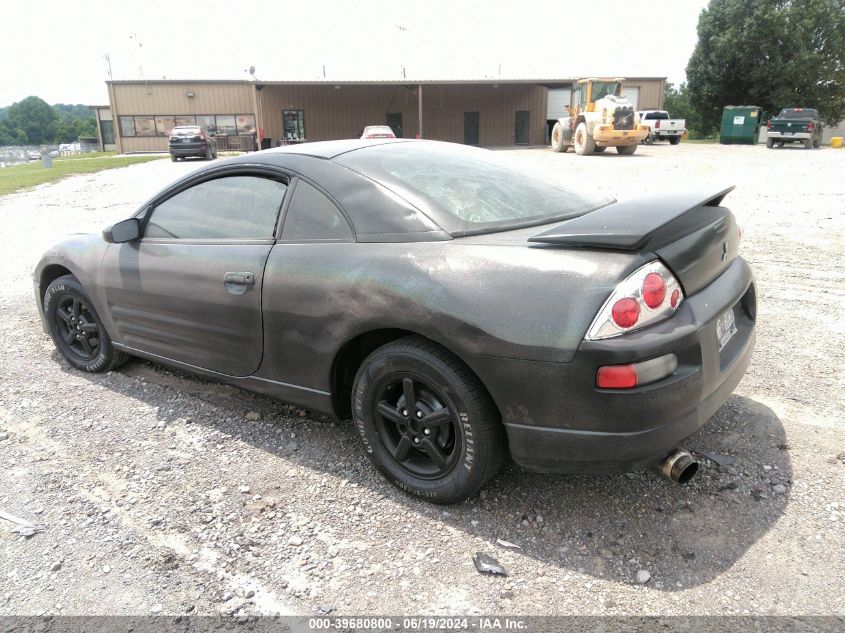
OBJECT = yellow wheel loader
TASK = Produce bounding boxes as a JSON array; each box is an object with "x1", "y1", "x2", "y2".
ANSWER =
[{"x1": 550, "y1": 78, "x2": 649, "y2": 155}]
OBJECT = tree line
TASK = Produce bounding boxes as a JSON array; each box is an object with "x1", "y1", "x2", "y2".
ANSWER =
[
  {"x1": 667, "y1": 0, "x2": 845, "y2": 138},
  {"x1": 0, "y1": 97, "x2": 98, "y2": 146}
]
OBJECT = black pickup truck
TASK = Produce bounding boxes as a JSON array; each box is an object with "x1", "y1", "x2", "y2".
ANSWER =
[{"x1": 766, "y1": 108, "x2": 823, "y2": 149}]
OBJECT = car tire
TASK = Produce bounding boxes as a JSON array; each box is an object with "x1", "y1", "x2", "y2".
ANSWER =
[
  {"x1": 805, "y1": 138, "x2": 814, "y2": 149},
  {"x1": 550, "y1": 122, "x2": 568, "y2": 153},
  {"x1": 352, "y1": 336, "x2": 507, "y2": 504},
  {"x1": 44, "y1": 275, "x2": 128, "y2": 373},
  {"x1": 170, "y1": 154, "x2": 178, "y2": 162},
  {"x1": 766, "y1": 138, "x2": 774, "y2": 149},
  {"x1": 668, "y1": 136, "x2": 681, "y2": 145},
  {"x1": 573, "y1": 122, "x2": 595, "y2": 155},
  {"x1": 616, "y1": 144, "x2": 637, "y2": 155},
  {"x1": 205, "y1": 147, "x2": 213, "y2": 160},
  {"x1": 813, "y1": 139, "x2": 820, "y2": 149}
]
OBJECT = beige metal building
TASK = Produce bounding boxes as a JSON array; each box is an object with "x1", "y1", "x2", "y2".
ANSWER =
[{"x1": 101, "y1": 77, "x2": 666, "y2": 153}]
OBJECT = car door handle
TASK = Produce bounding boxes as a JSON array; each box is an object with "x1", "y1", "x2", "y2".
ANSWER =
[{"x1": 223, "y1": 272, "x2": 255, "y2": 285}]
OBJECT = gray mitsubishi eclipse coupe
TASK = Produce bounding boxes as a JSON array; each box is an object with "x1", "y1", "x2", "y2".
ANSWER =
[{"x1": 34, "y1": 139, "x2": 756, "y2": 503}]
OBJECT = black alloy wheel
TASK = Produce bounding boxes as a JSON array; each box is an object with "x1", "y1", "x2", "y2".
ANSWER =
[
  {"x1": 54, "y1": 295, "x2": 101, "y2": 361},
  {"x1": 374, "y1": 375, "x2": 461, "y2": 479},
  {"x1": 44, "y1": 275, "x2": 128, "y2": 373},
  {"x1": 352, "y1": 336, "x2": 506, "y2": 503}
]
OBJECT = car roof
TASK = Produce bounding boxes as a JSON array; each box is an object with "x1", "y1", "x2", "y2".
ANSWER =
[{"x1": 261, "y1": 138, "x2": 412, "y2": 159}]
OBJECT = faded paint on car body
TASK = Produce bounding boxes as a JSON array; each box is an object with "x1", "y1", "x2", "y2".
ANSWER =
[{"x1": 34, "y1": 139, "x2": 756, "y2": 475}]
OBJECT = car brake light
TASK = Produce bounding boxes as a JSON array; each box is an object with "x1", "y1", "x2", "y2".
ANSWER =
[
  {"x1": 807, "y1": 121, "x2": 814, "y2": 131},
  {"x1": 766, "y1": 120, "x2": 772, "y2": 130},
  {"x1": 585, "y1": 261, "x2": 684, "y2": 340},
  {"x1": 655, "y1": 120, "x2": 661, "y2": 129},
  {"x1": 642, "y1": 272, "x2": 666, "y2": 308},
  {"x1": 611, "y1": 298, "x2": 640, "y2": 328}
]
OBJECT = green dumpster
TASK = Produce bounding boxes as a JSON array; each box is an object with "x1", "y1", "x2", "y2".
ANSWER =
[{"x1": 720, "y1": 106, "x2": 763, "y2": 144}]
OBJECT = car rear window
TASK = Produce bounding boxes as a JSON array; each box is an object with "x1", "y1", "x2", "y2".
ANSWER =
[
  {"x1": 336, "y1": 142, "x2": 609, "y2": 236},
  {"x1": 364, "y1": 126, "x2": 394, "y2": 134},
  {"x1": 644, "y1": 112, "x2": 670, "y2": 120},
  {"x1": 777, "y1": 109, "x2": 817, "y2": 119},
  {"x1": 171, "y1": 127, "x2": 201, "y2": 136}
]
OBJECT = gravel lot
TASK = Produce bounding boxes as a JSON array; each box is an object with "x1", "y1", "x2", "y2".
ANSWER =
[{"x1": 1, "y1": 144, "x2": 843, "y2": 619}]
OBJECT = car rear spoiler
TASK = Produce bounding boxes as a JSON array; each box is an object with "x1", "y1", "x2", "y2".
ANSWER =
[{"x1": 529, "y1": 186, "x2": 735, "y2": 251}]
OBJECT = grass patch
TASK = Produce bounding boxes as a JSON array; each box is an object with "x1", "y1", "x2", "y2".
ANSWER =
[
  {"x1": 0, "y1": 155, "x2": 165, "y2": 196},
  {"x1": 54, "y1": 151, "x2": 119, "y2": 160}
]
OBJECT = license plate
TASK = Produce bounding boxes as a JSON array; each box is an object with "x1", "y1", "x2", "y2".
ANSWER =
[{"x1": 716, "y1": 308, "x2": 738, "y2": 351}]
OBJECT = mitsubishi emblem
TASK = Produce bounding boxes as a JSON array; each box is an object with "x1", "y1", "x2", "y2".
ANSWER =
[{"x1": 721, "y1": 241, "x2": 728, "y2": 261}]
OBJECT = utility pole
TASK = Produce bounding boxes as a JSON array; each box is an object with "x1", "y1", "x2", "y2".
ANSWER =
[{"x1": 418, "y1": 85, "x2": 423, "y2": 139}]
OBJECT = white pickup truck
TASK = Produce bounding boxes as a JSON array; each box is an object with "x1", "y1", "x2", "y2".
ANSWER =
[{"x1": 637, "y1": 110, "x2": 686, "y2": 145}]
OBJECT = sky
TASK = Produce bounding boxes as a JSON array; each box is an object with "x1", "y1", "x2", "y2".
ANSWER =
[{"x1": 0, "y1": 0, "x2": 709, "y2": 107}]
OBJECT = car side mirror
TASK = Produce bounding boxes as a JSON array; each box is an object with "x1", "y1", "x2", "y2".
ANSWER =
[{"x1": 104, "y1": 218, "x2": 141, "y2": 243}]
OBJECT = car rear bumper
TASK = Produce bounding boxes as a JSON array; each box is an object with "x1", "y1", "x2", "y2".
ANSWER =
[
  {"x1": 655, "y1": 130, "x2": 684, "y2": 137},
  {"x1": 169, "y1": 143, "x2": 209, "y2": 156},
  {"x1": 473, "y1": 257, "x2": 756, "y2": 474},
  {"x1": 767, "y1": 131, "x2": 811, "y2": 140}
]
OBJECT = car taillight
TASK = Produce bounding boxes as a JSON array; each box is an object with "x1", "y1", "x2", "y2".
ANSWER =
[
  {"x1": 585, "y1": 261, "x2": 684, "y2": 340},
  {"x1": 611, "y1": 298, "x2": 640, "y2": 328},
  {"x1": 642, "y1": 272, "x2": 666, "y2": 308},
  {"x1": 766, "y1": 120, "x2": 772, "y2": 130},
  {"x1": 807, "y1": 121, "x2": 814, "y2": 131},
  {"x1": 655, "y1": 120, "x2": 661, "y2": 129}
]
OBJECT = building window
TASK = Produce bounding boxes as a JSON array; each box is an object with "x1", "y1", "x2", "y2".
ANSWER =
[
  {"x1": 283, "y1": 110, "x2": 305, "y2": 141},
  {"x1": 119, "y1": 117, "x2": 136, "y2": 137},
  {"x1": 196, "y1": 115, "x2": 216, "y2": 135},
  {"x1": 134, "y1": 117, "x2": 157, "y2": 137},
  {"x1": 237, "y1": 114, "x2": 256, "y2": 135},
  {"x1": 216, "y1": 115, "x2": 237, "y2": 136},
  {"x1": 101, "y1": 120, "x2": 115, "y2": 145},
  {"x1": 117, "y1": 114, "x2": 256, "y2": 138},
  {"x1": 155, "y1": 116, "x2": 175, "y2": 136}
]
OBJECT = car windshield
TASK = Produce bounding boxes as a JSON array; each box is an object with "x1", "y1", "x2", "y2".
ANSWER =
[
  {"x1": 365, "y1": 126, "x2": 393, "y2": 134},
  {"x1": 337, "y1": 142, "x2": 611, "y2": 235},
  {"x1": 591, "y1": 82, "x2": 622, "y2": 101},
  {"x1": 777, "y1": 109, "x2": 817, "y2": 119}
]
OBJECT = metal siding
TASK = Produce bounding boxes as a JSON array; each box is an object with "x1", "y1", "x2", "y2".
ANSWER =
[
  {"x1": 624, "y1": 79, "x2": 663, "y2": 110},
  {"x1": 110, "y1": 82, "x2": 255, "y2": 152},
  {"x1": 108, "y1": 79, "x2": 662, "y2": 149},
  {"x1": 258, "y1": 83, "x2": 547, "y2": 146}
]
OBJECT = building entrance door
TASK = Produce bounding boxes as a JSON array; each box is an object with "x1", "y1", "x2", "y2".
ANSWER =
[
  {"x1": 515, "y1": 111, "x2": 530, "y2": 145},
  {"x1": 464, "y1": 112, "x2": 480, "y2": 145}
]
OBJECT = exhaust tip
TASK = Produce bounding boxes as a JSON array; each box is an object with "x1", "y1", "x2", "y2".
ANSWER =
[{"x1": 657, "y1": 449, "x2": 699, "y2": 484}]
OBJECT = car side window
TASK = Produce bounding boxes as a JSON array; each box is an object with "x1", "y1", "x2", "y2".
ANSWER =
[
  {"x1": 281, "y1": 180, "x2": 353, "y2": 241},
  {"x1": 145, "y1": 175, "x2": 287, "y2": 240}
]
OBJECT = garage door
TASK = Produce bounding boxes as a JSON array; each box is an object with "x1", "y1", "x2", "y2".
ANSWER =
[
  {"x1": 623, "y1": 86, "x2": 640, "y2": 110},
  {"x1": 547, "y1": 88, "x2": 571, "y2": 119}
]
